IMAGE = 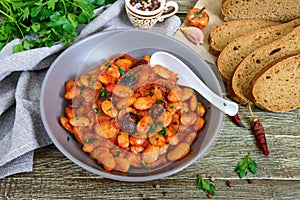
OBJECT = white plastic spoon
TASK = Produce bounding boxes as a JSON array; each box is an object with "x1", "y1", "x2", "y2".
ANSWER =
[{"x1": 150, "y1": 51, "x2": 238, "y2": 116}]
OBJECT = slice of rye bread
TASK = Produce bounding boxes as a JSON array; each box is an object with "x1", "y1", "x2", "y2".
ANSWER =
[
  {"x1": 221, "y1": 0, "x2": 300, "y2": 23},
  {"x1": 208, "y1": 19, "x2": 280, "y2": 56},
  {"x1": 248, "y1": 54, "x2": 300, "y2": 112},
  {"x1": 217, "y1": 19, "x2": 300, "y2": 82},
  {"x1": 229, "y1": 25, "x2": 300, "y2": 105}
]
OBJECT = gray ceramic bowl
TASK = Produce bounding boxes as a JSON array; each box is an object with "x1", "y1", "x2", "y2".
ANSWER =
[{"x1": 40, "y1": 29, "x2": 224, "y2": 182}]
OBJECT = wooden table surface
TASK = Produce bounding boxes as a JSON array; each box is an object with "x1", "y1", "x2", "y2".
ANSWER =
[{"x1": 1, "y1": 0, "x2": 300, "y2": 199}]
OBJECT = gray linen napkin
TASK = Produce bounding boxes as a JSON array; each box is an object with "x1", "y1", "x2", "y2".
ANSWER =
[{"x1": 0, "y1": 0, "x2": 181, "y2": 178}]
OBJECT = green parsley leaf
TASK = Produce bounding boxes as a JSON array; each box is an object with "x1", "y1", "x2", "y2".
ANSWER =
[
  {"x1": 13, "y1": 43, "x2": 24, "y2": 53},
  {"x1": 30, "y1": 5, "x2": 43, "y2": 18},
  {"x1": 105, "y1": 62, "x2": 111, "y2": 68},
  {"x1": 141, "y1": 159, "x2": 150, "y2": 169},
  {"x1": 0, "y1": 43, "x2": 5, "y2": 50},
  {"x1": 92, "y1": 0, "x2": 106, "y2": 6},
  {"x1": 157, "y1": 126, "x2": 167, "y2": 136},
  {"x1": 20, "y1": 7, "x2": 30, "y2": 21},
  {"x1": 86, "y1": 137, "x2": 96, "y2": 144},
  {"x1": 115, "y1": 150, "x2": 121, "y2": 156},
  {"x1": 47, "y1": 0, "x2": 59, "y2": 10},
  {"x1": 148, "y1": 123, "x2": 168, "y2": 136},
  {"x1": 235, "y1": 152, "x2": 258, "y2": 178},
  {"x1": 104, "y1": 0, "x2": 117, "y2": 4},
  {"x1": 118, "y1": 66, "x2": 125, "y2": 76},
  {"x1": 93, "y1": 108, "x2": 102, "y2": 116},
  {"x1": 31, "y1": 22, "x2": 41, "y2": 32},
  {"x1": 67, "y1": 13, "x2": 78, "y2": 28},
  {"x1": 98, "y1": 86, "x2": 110, "y2": 97},
  {"x1": 197, "y1": 176, "x2": 215, "y2": 196},
  {"x1": 157, "y1": 98, "x2": 163, "y2": 104},
  {"x1": 149, "y1": 124, "x2": 157, "y2": 133}
]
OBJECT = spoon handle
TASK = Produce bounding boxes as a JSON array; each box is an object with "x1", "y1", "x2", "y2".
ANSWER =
[{"x1": 193, "y1": 80, "x2": 238, "y2": 116}]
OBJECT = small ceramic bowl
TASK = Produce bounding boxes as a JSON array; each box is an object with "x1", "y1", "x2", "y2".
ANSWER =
[{"x1": 125, "y1": 0, "x2": 178, "y2": 29}]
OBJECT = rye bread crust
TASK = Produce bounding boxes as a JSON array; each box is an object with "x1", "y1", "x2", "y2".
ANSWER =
[
  {"x1": 248, "y1": 54, "x2": 300, "y2": 112},
  {"x1": 221, "y1": 0, "x2": 300, "y2": 22},
  {"x1": 217, "y1": 19, "x2": 300, "y2": 82},
  {"x1": 208, "y1": 19, "x2": 280, "y2": 57},
  {"x1": 230, "y1": 25, "x2": 300, "y2": 105}
]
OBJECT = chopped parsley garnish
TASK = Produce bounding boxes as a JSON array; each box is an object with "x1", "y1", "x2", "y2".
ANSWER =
[
  {"x1": 115, "y1": 151, "x2": 121, "y2": 156},
  {"x1": 156, "y1": 122, "x2": 164, "y2": 127},
  {"x1": 105, "y1": 62, "x2": 111, "y2": 68},
  {"x1": 118, "y1": 66, "x2": 125, "y2": 76},
  {"x1": 149, "y1": 124, "x2": 157, "y2": 133},
  {"x1": 157, "y1": 126, "x2": 167, "y2": 136},
  {"x1": 157, "y1": 98, "x2": 163, "y2": 104},
  {"x1": 98, "y1": 86, "x2": 110, "y2": 97},
  {"x1": 141, "y1": 159, "x2": 150, "y2": 169},
  {"x1": 149, "y1": 122, "x2": 168, "y2": 136},
  {"x1": 86, "y1": 137, "x2": 96, "y2": 144},
  {"x1": 120, "y1": 71, "x2": 138, "y2": 86},
  {"x1": 93, "y1": 108, "x2": 102, "y2": 116},
  {"x1": 80, "y1": 88, "x2": 84, "y2": 95},
  {"x1": 89, "y1": 78, "x2": 98, "y2": 89}
]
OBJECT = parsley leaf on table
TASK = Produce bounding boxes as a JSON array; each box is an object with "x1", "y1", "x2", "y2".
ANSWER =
[
  {"x1": 235, "y1": 152, "x2": 258, "y2": 178},
  {"x1": 0, "y1": 0, "x2": 116, "y2": 52},
  {"x1": 197, "y1": 176, "x2": 215, "y2": 196}
]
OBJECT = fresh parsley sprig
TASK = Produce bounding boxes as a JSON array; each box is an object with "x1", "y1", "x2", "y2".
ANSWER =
[
  {"x1": 235, "y1": 152, "x2": 258, "y2": 178},
  {"x1": 197, "y1": 176, "x2": 215, "y2": 196},
  {"x1": 0, "y1": 0, "x2": 116, "y2": 52}
]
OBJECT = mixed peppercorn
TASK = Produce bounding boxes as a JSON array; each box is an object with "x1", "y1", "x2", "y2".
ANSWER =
[{"x1": 129, "y1": 0, "x2": 161, "y2": 11}]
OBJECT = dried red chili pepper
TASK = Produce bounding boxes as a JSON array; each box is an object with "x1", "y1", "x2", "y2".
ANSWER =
[
  {"x1": 230, "y1": 113, "x2": 245, "y2": 127},
  {"x1": 249, "y1": 105, "x2": 270, "y2": 156}
]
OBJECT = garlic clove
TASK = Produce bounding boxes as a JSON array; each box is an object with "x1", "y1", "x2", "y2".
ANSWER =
[{"x1": 180, "y1": 27, "x2": 204, "y2": 45}]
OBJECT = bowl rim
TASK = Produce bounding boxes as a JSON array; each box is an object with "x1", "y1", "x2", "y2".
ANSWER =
[{"x1": 40, "y1": 29, "x2": 224, "y2": 182}]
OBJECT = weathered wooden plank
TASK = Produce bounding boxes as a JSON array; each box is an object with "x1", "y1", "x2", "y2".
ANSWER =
[{"x1": 1, "y1": 172, "x2": 299, "y2": 200}]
